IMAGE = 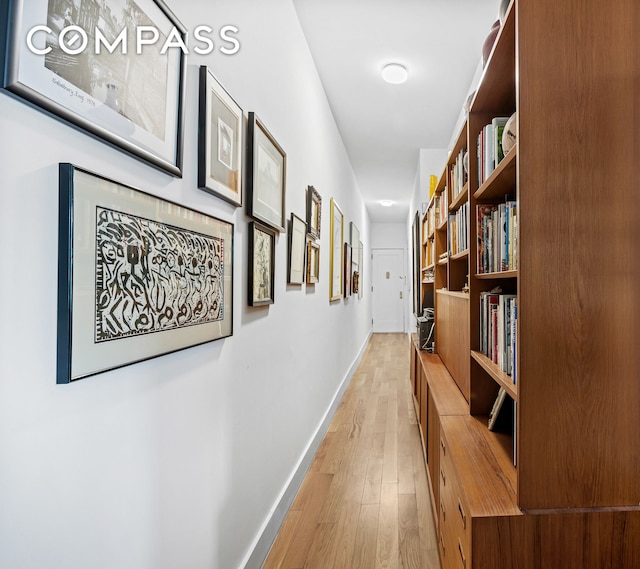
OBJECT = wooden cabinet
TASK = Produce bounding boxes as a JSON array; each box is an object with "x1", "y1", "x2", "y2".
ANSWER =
[{"x1": 412, "y1": 0, "x2": 640, "y2": 566}]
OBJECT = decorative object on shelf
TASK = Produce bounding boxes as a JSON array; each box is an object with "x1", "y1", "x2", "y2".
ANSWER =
[
  {"x1": 247, "y1": 112, "x2": 286, "y2": 232},
  {"x1": 499, "y1": 0, "x2": 512, "y2": 23},
  {"x1": 56, "y1": 164, "x2": 233, "y2": 384},
  {"x1": 502, "y1": 111, "x2": 518, "y2": 155},
  {"x1": 464, "y1": 90, "x2": 476, "y2": 113},
  {"x1": 2, "y1": 0, "x2": 187, "y2": 176},
  {"x1": 287, "y1": 213, "x2": 306, "y2": 285},
  {"x1": 481, "y1": 20, "x2": 501, "y2": 67},
  {"x1": 307, "y1": 240, "x2": 320, "y2": 284},
  {"x1": 463, "y1": 150, "x2": 469, "y2": 176},
  {"x1": 248, "y1": 221, "x2": 276, "y2": 307},
  {"x1": 352, "y1": 271, "x2": 360, "y2": 295},
  {"x1": 198, "y1": 66, "x2": 243, "y2": 206},
  {"x1": 306, "y1": 186, "x2": 322, "y2": 239},
  {"x1": 329, "y1": 198, "x2": 344, "y2": 301}
]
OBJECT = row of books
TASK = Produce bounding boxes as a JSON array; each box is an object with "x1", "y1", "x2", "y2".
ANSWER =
[
  {"x1": 479, "y1": 291, "x2": 517, "y2": 383},
  {"x1": 448, "y1": 203, "x2": 469, "y2": 256},
  {"x1": 476, "y1": 200, "x2": 517, "y2": 274},
  {"x1": 450, "y1": 147, "x2": 468, "y2": 200},
  {"x1": 477, "y1": 116, "x2": 509, "y2": 186},
  {"x1": 435, "y1": 191, "x2": 448, "y2": 226}
]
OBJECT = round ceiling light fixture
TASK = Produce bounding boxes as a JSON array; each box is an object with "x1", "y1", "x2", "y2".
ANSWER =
[
  {"x1": 379, "y1": 200, "x2": 394, "y2": 207},
  {"x1": 381, "y1": 63, "x2": 408, "y2": 84}
]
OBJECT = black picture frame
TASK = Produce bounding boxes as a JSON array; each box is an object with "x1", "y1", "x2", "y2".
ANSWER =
[
  {"x1": 57, "y1": 163, "x2": 234, "y2": 384},
  {"x1": 1, "y1": 0, "x2": 186, "y2": 176},
  {"x1": 306, "y1": 185, "x2": 322, "y2": 239},
  {"x1": 412, "y1": 211, "x2": 421, "y2": 315},
  {"x1": 246, "y1": 112, "x2": 286, "y2": 232},
  {"x1": 197, "y1": 65, "x2": 243, "y2": 206},
  {"x1": 248, "y1": 221, "x2": 276, "y2": 306}
]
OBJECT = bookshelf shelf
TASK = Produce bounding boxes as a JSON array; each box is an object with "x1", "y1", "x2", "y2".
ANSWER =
[
  {"x1": 450, "y1": 183, "x2": 469, "y2": 212},
  {"x1": 475, "y1": 270, "x2": 518, "y2": 279},
  {"x1": 436, "y1": 219, "x2": 448, "y2": 232},
  {"x1": 471, "y1": 350, "x2": 517, "y2": 401},
  {"x1": 436, "y1": 290, "x2": 469, "y2": 301},
  {"x1": 474, "y1": 147, "x2": 517, "y2": 201},
  {"x1": 450, "y1": 249, "x2": 469, "y2": 261}
]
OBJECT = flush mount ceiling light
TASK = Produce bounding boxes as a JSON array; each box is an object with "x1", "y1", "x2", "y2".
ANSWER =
[
  {"x1": 379, "y1": 200, "x2": 394, "y2": 207},
  {"x1": 381, "y1": 63, "x2": 408, "y2": 84}
]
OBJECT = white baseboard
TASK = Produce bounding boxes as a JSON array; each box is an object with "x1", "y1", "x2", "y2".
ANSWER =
[{"x1": 241, "y1": 330, "x2": 372, "y2": 569}]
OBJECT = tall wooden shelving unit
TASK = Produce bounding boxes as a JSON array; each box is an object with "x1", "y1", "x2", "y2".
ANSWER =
[{"x1": 410, "y1": 1, "x2": 640, "y2": 567}]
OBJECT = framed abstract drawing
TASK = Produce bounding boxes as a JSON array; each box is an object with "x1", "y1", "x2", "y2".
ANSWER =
[
  {"x1": 307, "y1": 240, "x2": 320, "y2": 284},
  {"x1": 248, "y1": 221, "x2": 276, "y2": 306},
  {"x1": 358, "y1": 240, "x2": 364, "y2": 298},
  {"x1": 246, "y1": 112, "x2": 286, "y2": 232},
  {"x1": 329, "y1": 198, "x2": 343, "y2": 301},
  {"x1": 198, "y1": 66, "x2": 243, "y2": 206},
  {"x1": 2, "y1": 0, "x2": 186, "y2": 176},
  {"x1": 288, "y1": 213, "x2": 306, "y2": 285},
  {"x1": 57, "y1": 163, "x2": 233, "y2": 384},
  {"x1": 306, "y1": 185, "x2": 321, "y2": 239}
]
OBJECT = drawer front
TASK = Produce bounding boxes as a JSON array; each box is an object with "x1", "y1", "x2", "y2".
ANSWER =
[{"x1": 439, "y1": 435, "x2": 471, "y2": 568}]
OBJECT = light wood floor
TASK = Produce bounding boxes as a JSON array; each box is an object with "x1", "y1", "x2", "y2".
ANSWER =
[{"x1": 262, "y1": 333, "x2": 441, "y2": 569}]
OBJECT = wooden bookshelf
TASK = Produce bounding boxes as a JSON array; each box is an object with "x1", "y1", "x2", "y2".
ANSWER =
[{"x1": 411, "y1": 1, "x2": 640, "y2": 567}]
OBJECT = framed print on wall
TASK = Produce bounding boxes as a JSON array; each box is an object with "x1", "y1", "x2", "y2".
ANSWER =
[
  {"x1": 306, "y1": 186, "x2": 322, "y2": 239},
  {"x1": 307, "y1": 240, "x2": 320, "y2": 284},
  {"x1": 57, "y1": 164, "x2": 234, "y2": 384},
  {"x1": 248, "y1": 221, "x2": 276, "y2": 306},
  {"x1": 329, "y1": 198, "x2": 344, "y2": 301},
  {"x1": 246, "y1": 112, "x2": 286, "y2": 232},
  {"x1": 198, "y1": 66, "x2": 243, "y2": 206},
  {"x1": 288, "y1": 213, "x2": 306, "y2": 285},
  {"x1": 1, "y1": 0, "x2": 186, "y2": 176}
]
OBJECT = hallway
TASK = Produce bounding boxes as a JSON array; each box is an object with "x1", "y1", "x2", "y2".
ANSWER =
[{"x1": 262, "y1": 333, "x2": 441, "y2": 569}]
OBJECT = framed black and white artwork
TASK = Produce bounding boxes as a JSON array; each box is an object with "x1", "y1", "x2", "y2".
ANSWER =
[
  {"x1": 1, "y1": 0, "x2": 186, "y2": 176},
  {"x1": 248, "y1": 221, "x2": 276, "y2": 306},
  {"x1": 288, "y1": 213, "x2": 306, "y2": 285},
  {"x1": 246, "y1": 112, "x2": 286, "y2": 232},
  {"x1": 198, "y1": 66, "x2": 243, "y2": 206},
  {"x1": 57, "y1": 163, "x2": 233, "y2": 383}
]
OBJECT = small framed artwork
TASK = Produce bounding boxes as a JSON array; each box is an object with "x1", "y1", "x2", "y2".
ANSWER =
[
  {"x1": 288, "y1": 213, "x2": 307, "y2": 285},
  {"x1": 2, "y1": 0, "x2": 186, "y2": 176},
  {"x1": 344, "y1": 243, "x2": 352, "y2": 298},
  {"x1": 198, "y1": 66, "x2": 243, "y2": 206},
  {"x1": 329, "y1": 198, "x2": 344, "y2": 301},
  {"x1": 358, "y1": 240, "x2": 364, "y2": 298},
  {"x1": 57, "y1": 163, "x2": 234, "y2": 384},
  {"x1": 306, "y1": 186, "x2": 322, "y2": 239},
  {"x1": 350, "y1": 222, "x2": 360, "y2": 249},
  {"x1": 307, "y1": 240, "x2": 320, "y2": 284},
  {"x1": 247, "y1": 112, "x2": 286, "y2": 232},
  {"x1": 248, "y1": 221, "x2": 276, "y2": 306}
]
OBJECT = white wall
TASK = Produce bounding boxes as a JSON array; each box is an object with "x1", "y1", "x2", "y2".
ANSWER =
[{"x1": 0, "y1": 1, "x2": 371, "y2": 568}]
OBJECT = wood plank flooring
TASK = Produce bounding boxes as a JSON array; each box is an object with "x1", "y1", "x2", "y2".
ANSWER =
[{"x1": 262, "y1": 333, "x2": 441, "y2": 569}]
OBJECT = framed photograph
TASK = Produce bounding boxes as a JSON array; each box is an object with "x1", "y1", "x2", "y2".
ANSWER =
[
  {"x1": 343, "y1": 243, "x2": 352, "y2": 298},
  {"x1": 198, "y1": 66, "x2": 243, "y2": 206},
  {"x1": 246, "y1": 112, "x2": 286, "y2": 232},
  {"x1": 350, "y1": 222, "x2": 360, "y2": 249},
  {"x1": 2, "y1": 0, "x2": 186, "y2": 176},
  {"x1": 57, "y1": 163, "x2": 233, "y2": 384},
  {"x1": 288, "y1": 213, "x2": 306, "y2": 285},
  {"x1": 329, "y1": 198, "x2": 343, "y2": 301},
  {"x1": 248, "y1": 221, "x2": 276, "y2": 306},
  {"x1": 412, "y1": 211, "x2": 421, "y2": 315},
  {"x1": 358, "y1": 240, "x2": 364, "y2": 299},
  {"x1": 306, "y1": 186, "x2": 321, "y2": 239},
  {"x1": 307, "y1": 240, "x2": 320, "y2": 284}
]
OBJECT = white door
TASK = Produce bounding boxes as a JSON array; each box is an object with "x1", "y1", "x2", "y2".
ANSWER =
[{"x1": 372, "y1": 249, "x2": 405, "y2": 333}]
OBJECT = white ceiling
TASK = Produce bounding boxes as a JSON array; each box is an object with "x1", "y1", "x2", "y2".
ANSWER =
[{"x1": 293, "y1": 0, "x2": 500, "y2": 223}]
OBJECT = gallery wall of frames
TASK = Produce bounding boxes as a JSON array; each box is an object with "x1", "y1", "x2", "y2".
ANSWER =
[{"x1": 0, "y1": 0, "x2": 367, "y2": 384}]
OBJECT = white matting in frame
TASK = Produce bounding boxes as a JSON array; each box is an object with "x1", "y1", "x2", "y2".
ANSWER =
[{"x1": 57, "y1": 163, "x2": 233, "y2": 383}]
